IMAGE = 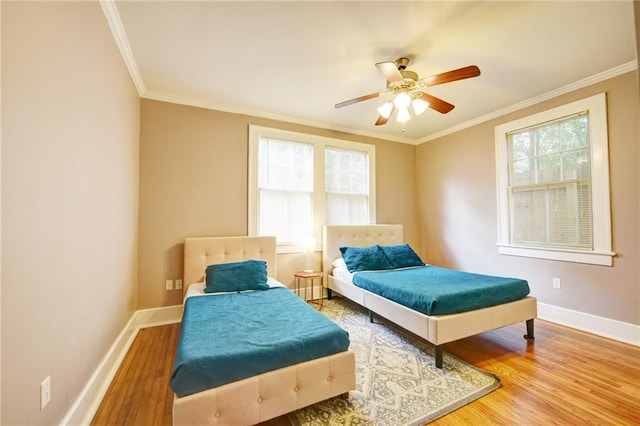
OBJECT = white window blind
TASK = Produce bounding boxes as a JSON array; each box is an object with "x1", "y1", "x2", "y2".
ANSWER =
[
  {"x1": 325, "y1": 147, "x2": 370, "y2": 225},
  {"x1": 248, "y1": 125, "x2": 376, "y2": 253},
  {"x1": 257, "y1": 137, "x2": 313, "y2": 244},
  {"x1": 495, "y1": 93, "x2": 613, "y2": 266},
  {"x1": 508, "y1": 112, "x2": 592, "y2": 249}
]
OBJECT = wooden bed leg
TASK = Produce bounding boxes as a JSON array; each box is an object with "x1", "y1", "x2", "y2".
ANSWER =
[
  {"x1": 327, "y1": 288, "x2": 333, "y2": 300},
  {"x1": 435, "y1": 346, "x2": 443, "y2": 368},
  {"x1": 339, "y1": 392, "x2": 349, "y2": 400},
  {"x1": 524, "y1": 318, "x2": 535, "y2": 340}
]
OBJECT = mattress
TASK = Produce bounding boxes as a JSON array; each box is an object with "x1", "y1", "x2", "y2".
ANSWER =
[
  {"x1": 350, "y1": 265, "x2": 531, "y2": 315},
  {"x1": 170, "y1": 286, "x2": 350, "y2": 397}
]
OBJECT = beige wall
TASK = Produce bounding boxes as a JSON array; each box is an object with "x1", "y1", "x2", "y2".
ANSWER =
[
  {"x1": 416, "y1": 71, "x2": 639, "y2": 325},
  {"x1": 2, "y1": 2, "x2": 140, "y2": 424},
  {"x1": 1, "y1": 3, "x2": 636, "y2": 422},
  {"x1": 138, "y1": 99, "x2": 419, "y2": 308}
]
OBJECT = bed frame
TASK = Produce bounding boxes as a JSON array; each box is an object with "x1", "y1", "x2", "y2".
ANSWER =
[
  {"x1": 322, "y1": 225, "x2": 537, "y2": 368},
  {"x1": 173, "y1": 235, "x2": 356, "y2": 425}
]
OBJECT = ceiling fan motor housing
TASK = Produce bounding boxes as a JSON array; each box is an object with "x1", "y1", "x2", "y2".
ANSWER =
[
  {"x1": 400, "y1": 70, "x2": 418, "y2": 81},
  {"x1": 395, "y1": 57, "x2": 410, "y2": 70}
]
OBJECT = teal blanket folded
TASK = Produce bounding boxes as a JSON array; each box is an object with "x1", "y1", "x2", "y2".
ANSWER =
[
  {"x1": 353, "y1": 266, "x2": 530, "y2": 315},
  {"x1": 170, "y1": 287, "x2": 350, "y2": 398}
]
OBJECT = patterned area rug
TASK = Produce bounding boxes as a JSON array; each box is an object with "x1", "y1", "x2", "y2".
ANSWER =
[{"x1": 289, "y1": 298, "x2": 500, "y2": 426}]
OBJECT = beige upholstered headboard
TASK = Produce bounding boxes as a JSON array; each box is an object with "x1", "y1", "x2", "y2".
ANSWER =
[
  {"x1": 183, "y1": 236, "x2": 277, "y2": 297},
  {"x1": 322, "y1": 225, "x2": 404, "y2": 278}
]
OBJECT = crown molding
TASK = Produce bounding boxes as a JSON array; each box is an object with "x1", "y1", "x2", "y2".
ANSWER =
[
  {"x1": 100, "y1": 0, "x2": 636, "y2": 146},
  {"x1": 419, "y1": 60, "x2": 638, "y2": 144},
  {"x1": 100, "y1": 0, "x2": 146, "y2": 96},
  {"x1": 142, "y1": 90, "x2": 417, "y2": 145}
]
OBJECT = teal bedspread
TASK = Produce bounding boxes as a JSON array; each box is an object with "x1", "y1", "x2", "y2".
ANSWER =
[
  {"x1": 170, "y1": 287, "x2": 350, "y2": 398},
  {"x1": 352, "y1": 266, "x2": 530, "y2": 316}
]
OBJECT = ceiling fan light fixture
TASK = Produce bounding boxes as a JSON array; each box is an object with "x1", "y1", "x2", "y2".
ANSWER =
[
  {"x1": 334, "y1": 57, "x2": 481, "y2": 130},
  {"x1": 377, "y1": 102, "x2": 393, "y2": 119},
  {"x1": 396, "y1": 107, "x2": 411, "y2": 123},
  {"x1": 412, "y1": 98, "x2": 429, "y2": 116},
  {"x1": 393, "y1": 92, "x2": 411, "y2": 110}
]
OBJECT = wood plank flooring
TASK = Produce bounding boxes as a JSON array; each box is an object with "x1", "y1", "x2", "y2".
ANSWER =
[
  {"x1": 91, "y1": 325, "x2": 179, "y2": 426},
  {"x1": 91, "y1": 315, "x2": 640, "y2": 426}
]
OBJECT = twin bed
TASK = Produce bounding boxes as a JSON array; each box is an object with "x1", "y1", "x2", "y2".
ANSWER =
[
  {"x1": 171, "y1": 226, "x2": 537, "y2": 424},
  {"x1": 323, "y1": 224, "x2": 537, "y2": 368},
  {"x1": 171, "y1": 236, "x2": 356, "y2": 425}
]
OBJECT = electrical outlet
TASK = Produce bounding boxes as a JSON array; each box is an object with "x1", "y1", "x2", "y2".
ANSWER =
[
  {"x1": 40, "y1": 376, "x2": 51, "y2": 410},
  {"x1": 552, "y1": 277, "x2": 561, "y2": 289},
  {"x1": 175, "y1": 279, "x2": 183, "y2": 290},
  {"x1": 165, "y1": 279, "x2": 173, "y2": 290}
]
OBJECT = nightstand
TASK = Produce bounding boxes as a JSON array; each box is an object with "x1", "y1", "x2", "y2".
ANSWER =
[{"x1": 294, "y1": 271, "x2": 324, "y2": 309}]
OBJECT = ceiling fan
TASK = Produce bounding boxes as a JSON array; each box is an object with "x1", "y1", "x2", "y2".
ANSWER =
[{"x1": 335, "y1": 57, "x2": 481, "y2": 126}]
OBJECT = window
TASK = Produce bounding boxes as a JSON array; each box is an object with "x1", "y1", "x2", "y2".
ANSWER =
[
  {"x1": 249, "y1": 125, "x2": 375, "y2": 252},
  {"x1": 495, "y1": 93, "x2": 614, "y2": 266},
  {"x1": 257, "y1": 138, "x2": 313, "y2": 243},
  {"x1": 325, "y1": 147, "x2": 370, "y2": 225}
]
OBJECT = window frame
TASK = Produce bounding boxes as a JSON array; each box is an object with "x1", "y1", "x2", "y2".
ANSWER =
[
  {"x1": 494, "y1": 93, "x2": 614, "y2": 266},
  {"x1": 248, "y1": 125, "x2": 376, "y2": 253}
]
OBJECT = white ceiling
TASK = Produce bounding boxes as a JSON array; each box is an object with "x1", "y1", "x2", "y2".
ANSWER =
[{"x1": 107, "y1": 1, "x2": 637, "y2": 144}]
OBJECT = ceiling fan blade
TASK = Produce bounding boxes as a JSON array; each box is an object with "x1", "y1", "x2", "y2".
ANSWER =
[
  {"x1": 375, "y1": 61, "x2": 404, "y2": 83},
  {"x1": 375, "y1": 106, "x2": 395, "y2": 126},
  {"x1": 375, "y1": 115, "x2": 389, "y2": 126},
  {"x1": 335, "y1": 92, "x2": 384, "y2": 109},
  {"x1": 418, "y1": 92, "x2": 455, "y2": 114},
  {"x1": 421, "y1": 65, "x2": 481, "y2": 87}
]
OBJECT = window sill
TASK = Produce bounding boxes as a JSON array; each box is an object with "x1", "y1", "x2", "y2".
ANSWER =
[
  {"x1": 497, "y1": 244, "x2": 615, "y2": 266},
  {"x1": 276, "y1": 243, "x2": 321, "y2": 255}
]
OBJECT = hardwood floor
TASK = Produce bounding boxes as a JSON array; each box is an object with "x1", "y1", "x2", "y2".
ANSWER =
[
  {"x1": 433, "y1": 320, "x2": 640, "y2": 425},
  {"x1": 91, "y1": 316, "x2": 640, "y2": 425},
  {"x1": 91, "y1": 325, "x2": 179, "y2": 426}
]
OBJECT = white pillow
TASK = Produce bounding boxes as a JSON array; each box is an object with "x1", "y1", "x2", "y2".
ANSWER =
[
  {"x1": 331, "y1": 258, "x2": 355, "y2": 283},
  {"x1": 332, "y1": 257, "x2": 347, "y2": 269}
]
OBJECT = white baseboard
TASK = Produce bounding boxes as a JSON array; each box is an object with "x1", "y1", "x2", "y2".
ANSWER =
[
  {"x1": 61, "y1": 305, "x2": 183, "y2": 425},
  {"x1": 59, "y1": 300, "x2": 639, "y2": 425},
  {"x1": 537, "y1": 302, "x2": 640, "y2": 347}
]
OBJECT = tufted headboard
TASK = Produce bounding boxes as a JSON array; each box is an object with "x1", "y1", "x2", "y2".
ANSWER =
[
  {"x1": 183, "y1": 236, "x2": 277, "y2": 297},
  {"x1": 322, "y1": 225, "x2": 404, "y2": 279}
]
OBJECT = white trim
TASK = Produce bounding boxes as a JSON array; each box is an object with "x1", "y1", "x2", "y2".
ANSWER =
[
  {"x1": 497, "y1": 245, "x2": 614, "y2": 266},
  {"x1": 293, "y1": 284, "x2": 326, "y2": 301},
  {"x1": 538, "y1": 302, "x2": 640, "y2": 347},
  {"x1": 99, "y1": 0, "x2": 146, "y2": 96},
  {"x1": 143, "y1": 62, "x2": 637, "y2": 147},
  {"x1": 101, "y1": 2, "x2": 635, "y2": 149},
  {"x1": 420, "y1": 61, "x2": 637, "y2": 144},
  {"x1": 60, "y1": 305, "x2": 182, "y2": 425},
  {"x1": 494, "y1": 93, "x2": 613, "y2": 266},
  {"x1": 144, "y1": 90, "x2": 417, "y2": 145},
  {"x1": 131, "y1": 304, "x2": 183, "y2": 328},
  {"x1": 58, "y1": 300, "x2": 640, "y2": 425},
  {"x1": 248, "y1": 125, "x2": 376, "y2": 252}
]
